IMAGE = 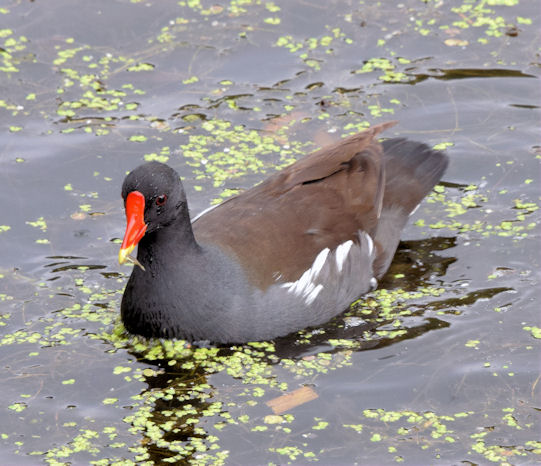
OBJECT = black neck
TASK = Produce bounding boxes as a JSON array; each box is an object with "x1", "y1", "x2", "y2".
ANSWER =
[{"x1": 136, "y1": 209, "x2": 200, "y2": 267}]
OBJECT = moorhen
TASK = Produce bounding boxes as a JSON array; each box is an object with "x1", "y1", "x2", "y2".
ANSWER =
[{"x1": 118, "y1": 121, "x2": 448, "y2": 343}]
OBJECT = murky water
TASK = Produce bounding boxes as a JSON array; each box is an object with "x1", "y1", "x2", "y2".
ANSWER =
[{"x1": 1, "y1": 0, "x2": 540, "y2": 464}]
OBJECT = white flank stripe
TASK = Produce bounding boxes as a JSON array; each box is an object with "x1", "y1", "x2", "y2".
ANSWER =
[
  {"x1": 310, "y1": 248, "x2": 330, "y2": 280},
  {"x1": 293, "y1": 269, "x2": 312, "y2": 296},
  {"x1": 302, "y1": 282, "x2": 315, "y2": 298},
  {"x1": 335, "y1": 240, "x2": 353, "y2": 273},
  {"x1": 282, "y1": 268, "x2": 310, "y2": 297},
  {"x1": 305, "y1": 284, "x2": 323, "y2": 305},
  {"x1": 280, "y1": 247, "x2": 330, "y2": 301},
  {"x1": 363, "y1": 232, "x2": 374, "y2": 257}
]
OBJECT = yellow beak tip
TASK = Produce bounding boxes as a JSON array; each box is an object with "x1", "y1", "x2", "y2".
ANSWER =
[{"x1": 118, "y1": 245, "x2": 135, "y2": 265}]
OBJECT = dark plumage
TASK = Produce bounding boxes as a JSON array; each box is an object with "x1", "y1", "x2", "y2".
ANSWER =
[{"x1": 118, "y1": 122, "x2": 448, "y2": 343}]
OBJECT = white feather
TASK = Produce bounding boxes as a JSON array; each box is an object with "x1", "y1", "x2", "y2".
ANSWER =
[
  {"x1": 305, "y1": 284, "x2": 323, "y2": 305},
  {"x1": 280, "y1": 247, "x2": 331, "y2": 302},
  {"x1": 335, "y1": 240, "x2": 353, "y2": 273},
  {"x1": 310, "y1": 248, "x2": 330, "y2": 280},
  {"x1": 363, "y1": 232, "x2": 374, "y2": 257}
]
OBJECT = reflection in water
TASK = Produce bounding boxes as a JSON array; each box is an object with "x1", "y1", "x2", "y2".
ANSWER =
[
  {"x1": 427, "y1": 286, "x2": 514, "y2": 311},
  {"x1": 379, "y1": 236, "x2": 457, "y2": 290},
  {"x1": 406, "y1": 67, "x2": 536, "y2": 85}
]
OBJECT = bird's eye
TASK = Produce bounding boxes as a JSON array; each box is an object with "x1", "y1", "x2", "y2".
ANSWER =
[{"x1": 156, "y1": 194, "x2": 167, "y2": 206}]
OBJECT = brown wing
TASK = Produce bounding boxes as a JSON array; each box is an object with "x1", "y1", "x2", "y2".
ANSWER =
[{"x1": 192, "y1": 122, "x2": 396, "y2": 290}]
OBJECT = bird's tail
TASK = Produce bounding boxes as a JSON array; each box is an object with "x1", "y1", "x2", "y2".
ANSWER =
[{"x1": 372, "y1": 138, "x2": 449, "y2": 278}]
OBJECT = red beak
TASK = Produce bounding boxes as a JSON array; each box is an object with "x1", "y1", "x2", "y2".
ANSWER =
[{"x1": 119, "y1": 191, "x2": 147, "y2": 264}]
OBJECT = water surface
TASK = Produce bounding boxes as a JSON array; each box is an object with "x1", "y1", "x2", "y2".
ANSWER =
[{"x1": 0, "y1": 0, "x2": 540, "y2": 464}]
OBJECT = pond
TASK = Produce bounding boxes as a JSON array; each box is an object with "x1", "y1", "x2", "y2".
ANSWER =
[{"x1": 1, "y1": 0, "x2": 540, "y2": 464}]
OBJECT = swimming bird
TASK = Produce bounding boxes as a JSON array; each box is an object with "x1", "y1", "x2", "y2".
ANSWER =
[{"x1": 118, "y1": 122, "x2": 448, "y2": 343}]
